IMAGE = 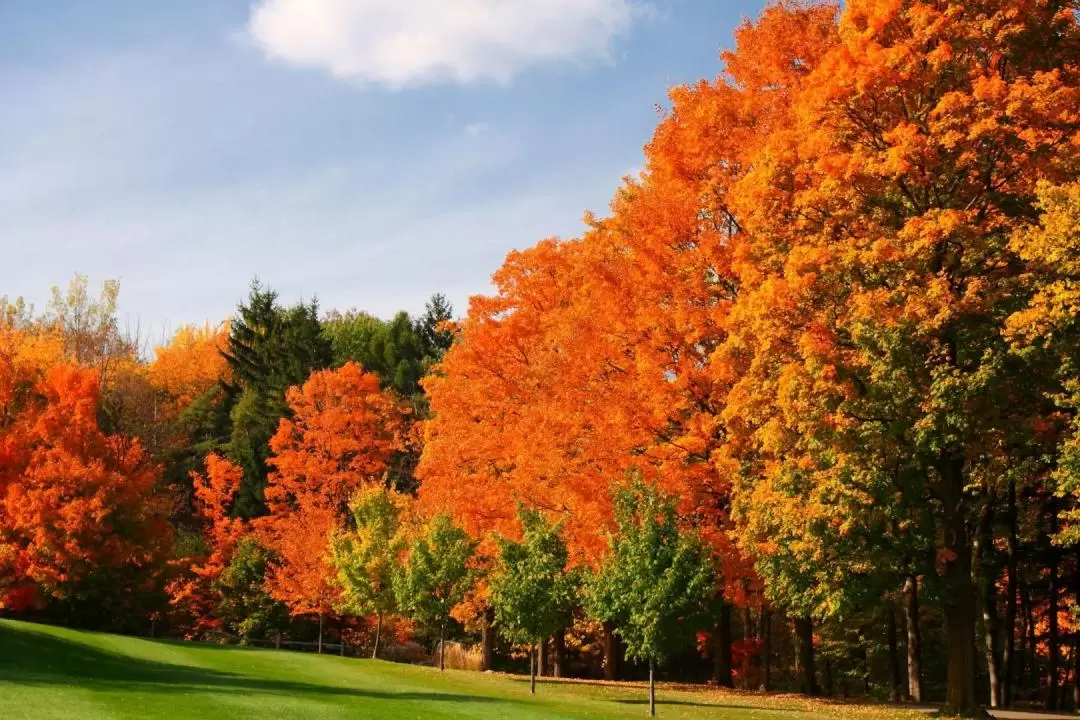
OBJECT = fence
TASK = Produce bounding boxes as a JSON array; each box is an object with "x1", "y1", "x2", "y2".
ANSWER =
[
  {"x1": 198, "y1": 630, "x2": 347, "y2": 655},
  {"x1": 195, "y1": 630, "x2": 426, "y2": 663}
]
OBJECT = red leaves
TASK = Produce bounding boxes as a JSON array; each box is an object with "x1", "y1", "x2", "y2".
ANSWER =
[
  {"x1": 259, "y1": 362, "x2": 404, "y2": 617},
  {"x1": 266, "y1": 362, "x2": 403, "y2": 515},
  {"x1": 0, "y1": 332, "x2": 168, "y2": 611}
]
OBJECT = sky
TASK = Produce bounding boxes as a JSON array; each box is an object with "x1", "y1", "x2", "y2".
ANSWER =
[{"x1": 0, "y1": 0, "x2": 763, "y2": 341}]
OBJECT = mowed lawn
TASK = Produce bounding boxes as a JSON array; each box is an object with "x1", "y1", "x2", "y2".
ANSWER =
[{"x1": 0, "y1": 619, "x2": 924, "y2": 720}]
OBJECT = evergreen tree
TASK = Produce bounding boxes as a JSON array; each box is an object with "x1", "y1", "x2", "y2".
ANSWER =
[
  {"x1": 418, "y1": 293, "x2": 454, "y2": 366},
  {"x1": 217, "y1": 281, "x2": 332, "y2": 517}
]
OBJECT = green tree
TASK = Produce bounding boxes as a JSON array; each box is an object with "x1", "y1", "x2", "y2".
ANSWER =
[
  {"x1": 393, "y1": 514, "x2": 475, "y2": 671},
  {"x1": 369, "y1": 312, "x2": 425, "y2": 398},
  {"x1": 331, "y1": 487, "x2": 411, "y2": 659},
  {"x1": 220, "y1": 281, "x2": 332, "y2": 516},
  {"x1": 213, "y1": 536, "x2": 288, "y2": 642},
  {"x1": 490, "y1": 507, "x2": 579, "y2": 694},
  {"x1": 324, "y1": 299, "x2": 454, "y2": 400},
  {"x1": 323, "y1": 310, "x2": 387, "y2": 370},
  {"x1": 418, "y1": 293, "x2": 455, "y2": 367},
  {"x1": 587, "y1": 479, "x2": 713, "y2": 717}
]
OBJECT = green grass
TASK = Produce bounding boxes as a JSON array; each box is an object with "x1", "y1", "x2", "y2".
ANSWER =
[{"x1": 0, "y1": 618, "x2": 925, "y2": 720}]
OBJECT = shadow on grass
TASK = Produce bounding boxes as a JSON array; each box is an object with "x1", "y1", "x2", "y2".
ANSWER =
[{"x1": 0, "y1": 623, "x2": 496, "y2": 706}]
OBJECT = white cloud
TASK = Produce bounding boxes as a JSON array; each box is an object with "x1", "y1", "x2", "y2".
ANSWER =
[
  {"x1": 247, "y1": 0, "x2": 647, "y2": 88},
  {"x1": 464, "y1": 121, "x2": 489, "y2": 137}
]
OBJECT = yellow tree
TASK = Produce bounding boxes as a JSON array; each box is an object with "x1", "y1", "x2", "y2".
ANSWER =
[{"x1": 720, "y1": 0, "x2": 1080, "y2": 713}]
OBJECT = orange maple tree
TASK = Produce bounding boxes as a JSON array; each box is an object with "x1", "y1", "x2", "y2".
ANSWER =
[
  {"x1": 259, "y1": 362, "x2": 405, "y2": 622},
  {"x1": 415, "y1": 1, "x2": 839, "y2": 592},
  {"x1": 167, "y1": 453, "x2": 247, "y2": 633},
  {"x1": 0, "y1": 324, "x2": 169, "y2": 620}
]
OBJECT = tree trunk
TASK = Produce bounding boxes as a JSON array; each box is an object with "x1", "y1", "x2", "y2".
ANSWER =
[
  {"x1": 1074, "y1": 557, "x2": 1080, "y2": 709},
  {"x1": 1024, "y1": 586, "x2": 1038, "y2": 698},
  {"x1": 1016, "y1": 600, "x2": 1027, "y2": 702},
  {"x1": 1074, "y1": 630, "x2": 1080, "y2": 711},
  {"x1": 372, "y1": 612, "x2": 382, "y2": 660},
  {"x1": 795, "y1": 616, "x2": 819, "y2": 696},
  {"x1": 530, "y1": 645, "x2": 537, "y2": 695},
  {"x1": 1016, "y1": 587, "x2": 1030, "y2": 701},
  {"x1": 439, "y1": 622, "x2": 446, "y2": 672},
  {"x1": 858, "y1": 628, "x2": 871, "y2": 695},
  {"x1": 888, "y1": 607, "x2": 903, "y2": 702},
  {"x1": 538, "y1": 638, "x2": 548, "y2": 678},
  {"x1": 823, "y1": 657, "x2": 834, "y2": 697},
  {"x1": 940, "y1": 454, "x2": 977, "y2": 716},
  {"x1": 1003, "y1": 479, "x2": 1018, "y2": 707},
  {"x1": 318, "y1": 612, "x2": 324, "y2": 655},
  {"x1": 978, "y1": 496, "x2": 1002, "y2": 709},
  {"x1": 1048, "y1": 504, "x2": 1060, "y2": 711},
  {"x1": 742, "y1": 606, "x2": 755, "y2": 689},
  {"x1": 649, "y1": 658, "x2": 656, "y2": 717},
  {"x1": 713, "y1": 602, "x2": 733, "y2": 688},
  {"x1": 602, "y1": 621, "x2": 619, "y2": 681},
  {"x1": 903, "y1": 575, "x2": 924, "y2": 702},
  {"x1": 761, "y1": 608, "x2": 772, "y2": 692},
  {"x1": 552, "y1": 630, "x2": 566, "y2": 679},
  {"x1": 482, "y1": 608, "x2": 495, "y2": 671},
  {"x1": 984, "y1": 586, "x2": 1003, "y2": 709}
]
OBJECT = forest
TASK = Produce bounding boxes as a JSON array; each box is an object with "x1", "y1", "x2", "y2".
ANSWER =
[{"x1": 2, "y1": 0, "x2": 1080, "y2": 717}]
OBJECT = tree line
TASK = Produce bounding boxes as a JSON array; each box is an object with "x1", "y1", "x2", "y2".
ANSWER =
[{"x1": 2, "y1": 0, "x2": 1080, "y2": 716}]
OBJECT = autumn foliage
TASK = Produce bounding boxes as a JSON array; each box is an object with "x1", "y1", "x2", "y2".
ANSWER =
[
  {"x1": 259, "y1": 362, "x2": 405, "y2": 619},
  {"x1": 0, "y1": 324, "x2": 169, "y2": 622},
  {"x1": 168, "y1": 454, "x2": 247, "y2": 632},
  {"x1": 148, "y1": 322, "x2": 229, "y2": 415},
  {"x1": 4, "y1": 0, "x2": 1080, "y2": 711},
  {"x1": 419, "y1": 0, "x2": 1080, "y2": 712}
]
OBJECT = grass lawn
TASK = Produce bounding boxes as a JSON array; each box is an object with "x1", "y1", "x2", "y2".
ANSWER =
[{"x1": 0, "y1": 618, "x2": 927, "y2": 720}]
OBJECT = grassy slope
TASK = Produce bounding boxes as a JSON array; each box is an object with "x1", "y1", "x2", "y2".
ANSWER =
[{"x1": 0, "y1": 619, "x2": 924, "y2": 720}]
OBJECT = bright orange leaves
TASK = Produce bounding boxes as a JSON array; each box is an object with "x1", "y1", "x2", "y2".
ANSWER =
[
  {"x1": 259, "y1": 362, "x2": 405, "y2": 617},
  {"x1": 169, "y1": 454, "x2": 247, "y2": 631},
  {"x1": 0, "y1": 327, "x2": 168, "y2": 612},
  {"x1": 417, "y1": 1, "x2": 1080, "y2": 634},
  {"x1": 266, "y1": 362, "x2": 404, "y2": 515}
]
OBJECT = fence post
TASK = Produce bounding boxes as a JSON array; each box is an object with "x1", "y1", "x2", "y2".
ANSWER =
[{"x1": 340, "y1": 640, "x2": 345, "y2": 657}]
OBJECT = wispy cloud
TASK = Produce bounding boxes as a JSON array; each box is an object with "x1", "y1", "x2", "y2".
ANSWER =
[
  {"x1": 246, "y1": 0, "x2": 649, "y2": 88},
  {"x1": 464, "y1": 121, "x2": 489, "y2": 137}
]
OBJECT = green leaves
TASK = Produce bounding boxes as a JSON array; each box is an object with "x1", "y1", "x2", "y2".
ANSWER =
[
  {"x1": 586, "y1": 478, "x2": 713, "y2": 665},
  {"x1": 323, "y1": 294, "x2": 454, "y2": 400},
  {"x1": 213, "y1": 536, "x2": 287, "y2": 641},
  {"x1": 218, "y1": 280, "x2": 333, "y2": 517},
  {"x1": 331, "y1": 488, "x2": 409, "y2": 618},
  {"x1": 490, "y1": 507, "x2": 579, "y2": 647},
  {"x1": 393, "y1": 514, "x2": 475, "y2": 635}
]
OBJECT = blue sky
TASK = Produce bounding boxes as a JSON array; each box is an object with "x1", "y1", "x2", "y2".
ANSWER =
[{"x1": 0, "y1": 0, "x2": 763, "y2": 339}]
